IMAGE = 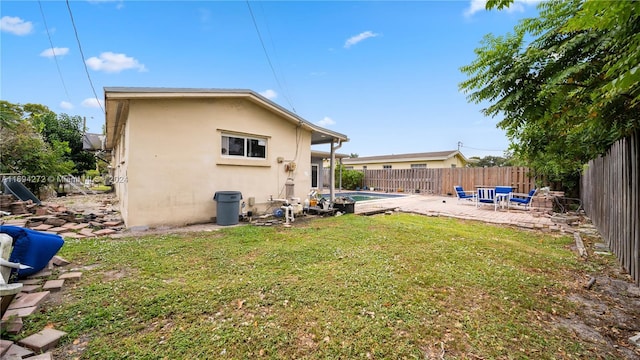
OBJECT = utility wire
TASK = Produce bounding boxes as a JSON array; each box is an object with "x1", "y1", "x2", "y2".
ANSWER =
[
  {"x1": 66, "y1": 0, "x2": 105, "y2": 114},
  {"x1": 38, "y1": 0, "x2": 71, "y2": 101},
  {"x1": 258, "y1": 2, "x2": 295, "y2": 111},
  {"x1": 246, "y1": 0, "x2": 296, "y2": 113},
  {"x1": 461, "y1": 145, "x2": 506, "y2": 152}
]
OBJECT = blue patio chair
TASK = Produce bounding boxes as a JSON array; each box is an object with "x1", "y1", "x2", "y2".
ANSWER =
[
  {"x1": 476, "y1": 187, "x2": 498, "y2": 210},
  {"x1": 454, "y1": 186, "x2": 476, "y2": 203},
  {"x1": 508, "y1": 188, "x2": 537, "y2": 210}
]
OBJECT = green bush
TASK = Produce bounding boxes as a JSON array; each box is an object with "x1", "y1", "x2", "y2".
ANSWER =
[
  {"x1": 85, "y1": 169, "x2": 99, "y2": 178},
  {"x1": 335, "y1": 167, "x2": 364, "y2": 190}
]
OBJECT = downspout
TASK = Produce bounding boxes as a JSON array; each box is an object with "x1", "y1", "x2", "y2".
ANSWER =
[
  {"x1": 339, "y1": 157, "x2": 343, "y2": 191},
  {"x1": 330, "y1": 138, "x2": 343, "y2": 202}
]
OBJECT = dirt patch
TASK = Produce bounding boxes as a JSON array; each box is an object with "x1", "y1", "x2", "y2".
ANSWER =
[
  {"x1": 553, "y1": 233, "x2": 640, "y2": 359},
  {"x1": 53, "y1": 333, "x2": 91, "y2": 359}
]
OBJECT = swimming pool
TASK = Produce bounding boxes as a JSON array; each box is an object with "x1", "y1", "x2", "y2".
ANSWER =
[{"x1": 322, "y1": 192, "x2": 407, "y2": 202}]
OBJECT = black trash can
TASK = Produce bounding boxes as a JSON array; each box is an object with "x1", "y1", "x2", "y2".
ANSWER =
[{"x1": 213, "y1": 191, "x2": 243, "y2": 226}]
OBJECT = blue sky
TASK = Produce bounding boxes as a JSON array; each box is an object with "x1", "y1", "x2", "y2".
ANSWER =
[{"x1": 1, "y1": 0, "x2": 540, "y2": 158}]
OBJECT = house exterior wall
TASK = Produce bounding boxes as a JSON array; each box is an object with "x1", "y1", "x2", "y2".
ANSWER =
[
  {"x1": 111, "y1": 118, "x2": 130, "y2": 223},
  {"x1": 113, "y1": 97, "x2": 312, "y2": 227},
  {"x1": 342, "y1": 156, "x2": 466, "y2": 170}
]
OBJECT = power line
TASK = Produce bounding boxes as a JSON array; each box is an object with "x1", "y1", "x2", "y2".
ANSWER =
[
  {"x1": 245, "y1": 0, "x2": 296, "y2": 113},
  {"x1": 38, "y1": 0, "x2": 71, "y2": 101},
  {"x1": 65, "y1": 0, "x2": 104, "y2": 114},
  {"x1": 460, "y1": 145, "x2": 506, "y2": 152},
  {"x1": 258, "y1": 2, "x2": 295, "y2": 110}
]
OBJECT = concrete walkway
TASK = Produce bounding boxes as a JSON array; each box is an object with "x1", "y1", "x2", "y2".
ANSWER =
[{"x1": 353, "y1": 194, "x2": 563, "y2": 232}]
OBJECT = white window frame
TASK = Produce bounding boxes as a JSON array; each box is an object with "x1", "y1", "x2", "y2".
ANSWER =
[
  {"x1": 221, "y1": 133, "x2": 267, "y2": 160},
  {"x1": 411, "y1": 164, "x2": 427, "y2": 169}
]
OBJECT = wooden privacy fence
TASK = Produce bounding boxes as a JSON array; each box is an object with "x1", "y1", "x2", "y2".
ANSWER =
[
  {"x1": 581, "y1": 130, "x2": 639, "y2": 286},
  {"x1": 360, "y1": 167, "x2": 536, "y2": 195},
  {"x1": 324, "y1": 167, "x2": 536, "y2": 194}
]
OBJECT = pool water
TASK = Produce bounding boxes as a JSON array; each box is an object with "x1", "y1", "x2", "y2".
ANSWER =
[{"x1": 322, "y1": 192, "x2": 406, "y2": 202}]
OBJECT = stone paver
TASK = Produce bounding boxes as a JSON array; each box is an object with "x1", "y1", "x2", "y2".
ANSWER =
[
  {"x1": 58, "y1": 272, "x2": 82, "y2": 281},
  {"x1": 7, "y1": 291, "x2": 50, "y2": 310},
  {"x1": 42, "y1": 280, "x2": 64, "y2": 292},
  {"x1": 94, "y1": 228, "x2": 117, "y2": 236},
  {"x1": 52, "y1": 255, "x2": 71, "y2": 266},
  {"x1": 1, "y1": 316, "x2": 24, "y2": 334},
  {"x1": 79, "y1": 228, "x2": 96, "y2": 237},
  {"x1": 1, "y1": 306, "x2": 37, "y2": 320},
  {"x1": 2, "y1": 343, "x2": 33, "y2": 359},
  {"x1": 20, "y1": 284, "x2": 42, "y2": 293},
  {"x1": 0, "y1": 317, "x2": 24, "y2": 335},
  {"x1": 46, "y1": 226, "x2": 68, "y2": 234},
  {"x1": 0, "y1": 339, "x2": 12, "y2": 357},
  {"x1": 30, "y1": 224, "x2": 53, "y2": 231},
  {"x1": 18, "y1": 328, "x2": 67, "y2": 353},
  {"x1": 71, "y1": 223, "x2": 90, "y2": 230}
]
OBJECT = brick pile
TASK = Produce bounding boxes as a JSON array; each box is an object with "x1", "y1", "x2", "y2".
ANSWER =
[
  {"x1": 0, "y1": 195, "x2": 123, "y2": 238},
  {"x1": 530, "y1": 191, "x2": 565, "y2": 214},
  {"x1": 0, "y1": 256, "x2": 82, "y2": 359}
]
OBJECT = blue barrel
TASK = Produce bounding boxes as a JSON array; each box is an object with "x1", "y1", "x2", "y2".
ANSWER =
[{"x1": 213, "y1": 191, "x2": 243, "y2": 226}]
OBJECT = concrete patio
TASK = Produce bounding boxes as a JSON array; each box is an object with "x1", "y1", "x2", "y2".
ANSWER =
[{"x1": 352, "y1": 194, "x2": 563, "y2": 232}]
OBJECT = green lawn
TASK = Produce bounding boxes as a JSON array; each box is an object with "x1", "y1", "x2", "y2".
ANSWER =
[{"x1": 19, "y1": 214, "x2": 607, "y2": 359}]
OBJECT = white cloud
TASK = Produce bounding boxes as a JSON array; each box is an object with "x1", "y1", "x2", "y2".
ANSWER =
[
  {"x1": 86, "y1": 52, "x2": 147, "y2": 73},
  {"x1": 344, "y1": 31, "x2": 379, "y2": 49},
  {"x1": 0, "y1": 16, "x2": 34, "y2": 36},
  {"x1": 40, "y1": 47, "x2": 69, "y2": 58},
  {"x1": 81, "y1": 98, "x2": 104, "y2": 109},
  {"x1": 259, "y1": 89, "x2": 277, "y2": 100},
  {"x1": 464, "y1": 0, "x2": 487, "y2": 17},
  {"x1": 317, "y1": 116, "x2": 336, "y2": 127},
  {"x1": 60, "y1": 101, "x2": 74, "y2": 110},
  {"x1": 464, "y1": 0, "x2": 541, "y2": 17}
]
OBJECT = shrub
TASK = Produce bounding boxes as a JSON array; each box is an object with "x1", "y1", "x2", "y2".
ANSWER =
[
  {"x1": 335, "y1": 167, "x2": 364, "y2": 190},
  {"x1": 85, "y1": 169, "x2": 99, "y2": 178}
]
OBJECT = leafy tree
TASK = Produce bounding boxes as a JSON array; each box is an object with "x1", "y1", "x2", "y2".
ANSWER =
[
  {"x1": 468, "y1": 155, "x2": 514, "y2": 167},
  {"x1": 349, "y1": 153, "x2": 359, "y2": 158},
  {"x1": 1, "y1": 101, "x2": 96, "y2": 176},
  {"x1": 30, "y1": 111, "x2": 96, "y2": 175},
  {"x1": 460, "y1": 0, "x2": 640, "y2": 194},
  {"x1": 0, "y1": 120, "x2": 75, "y2": 194},
  {"x1": 0, "y1": 101, "x2": 22, "y2": 129}
]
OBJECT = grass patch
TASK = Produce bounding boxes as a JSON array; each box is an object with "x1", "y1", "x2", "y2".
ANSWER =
[
  {"x1": 29, "y1": 214, "x2": 604, "y2": 358},
  {"x1": 89, "y1": 185, "x2": 112, "y2": 192}
]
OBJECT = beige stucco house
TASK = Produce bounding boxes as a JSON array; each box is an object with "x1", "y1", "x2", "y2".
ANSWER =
[
  {"x1": 341, "y1": 150, "x2": 468, "y2": 170},
  {"x1": 104, "y1": 87, "x2": 348, "y2": 228}
]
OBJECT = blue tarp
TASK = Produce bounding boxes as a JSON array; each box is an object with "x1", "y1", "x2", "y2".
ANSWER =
[{"x1": 0, "y1": 225, "x2": 64, "y2": 278}]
